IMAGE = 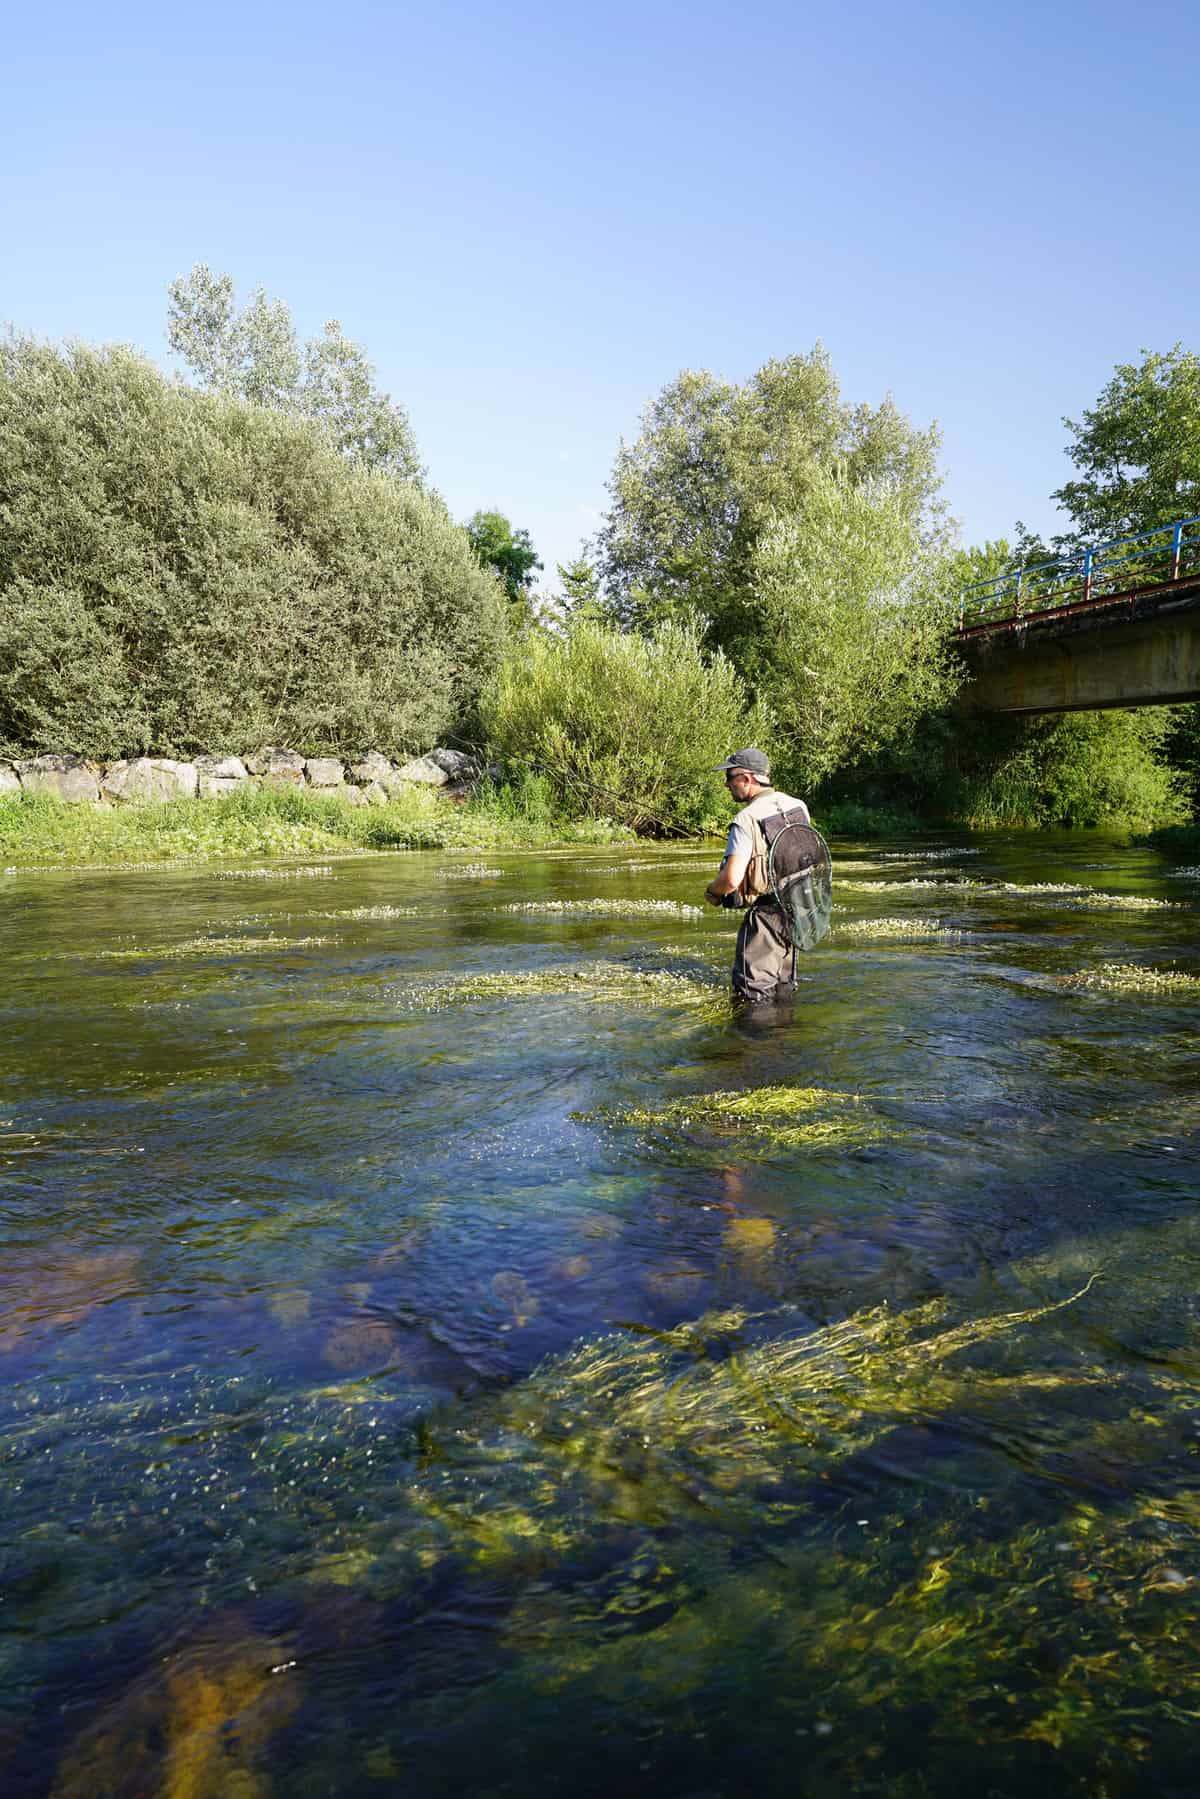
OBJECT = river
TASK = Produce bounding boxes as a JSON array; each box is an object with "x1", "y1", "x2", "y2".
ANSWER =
[{"x1": 2, "y1": 831, "x2": 1199, "y2": 1796}]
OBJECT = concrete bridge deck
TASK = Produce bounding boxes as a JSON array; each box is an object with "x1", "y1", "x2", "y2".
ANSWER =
[{"x1": 955, "y1": 571, "x2": 1200, "y2": 714}]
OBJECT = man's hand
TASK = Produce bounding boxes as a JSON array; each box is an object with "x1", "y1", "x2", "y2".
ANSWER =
[{"x1": 705, "y1": 851, "x2": 749, "y2": 909}]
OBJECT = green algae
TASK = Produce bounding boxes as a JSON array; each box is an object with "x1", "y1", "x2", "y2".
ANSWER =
[
  {"x1": 837, "y1": 915, "x2": 969, "y2": 941},
  {"x1": 840, "y1": 877, "x2": 979, "y2": 892},
  {"x1": 311, "y1": 1263, "x2": 1200, "y2": 1775},
  {"x1": 22, "y1": 1236, "x2": 1200, "y2": 1788},
  {"x1": 394, "y1": 962, "x2": 726, "y2": 1013},
  {"x1": 320, "y1": 904, "x2": 418, "y2": 919},
  {"x1": 91, "y1": 933, "x2": 333, "y2": 959},
  {"x1": 216, "y1": 863, "x2": 338, "y2": 879},
  {"x1": 1059, "y1": 961, "x2": 1200, "y2": 995},
  {"x1": 578, "y1": 1083, "x2": 883, "y2": 1151},
  {"x1": 500, "y1": 898, "x2": 705, "y2": 918},
  {"x1": 841, "y1": 878, "x2": 1180, "y2": 910}
]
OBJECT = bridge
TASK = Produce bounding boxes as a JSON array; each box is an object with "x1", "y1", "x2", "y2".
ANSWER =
[{"x1": 954, "y1": 516, "x2": 1200, "y2": 713}]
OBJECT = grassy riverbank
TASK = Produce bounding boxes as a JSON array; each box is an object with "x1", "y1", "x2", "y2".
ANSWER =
[
  {"x1": 0, "y1": 782, "x2": 639, "y2": 868},
  {"x1": 3, "y1": 785, "x2": 1176, "y2": 870}
]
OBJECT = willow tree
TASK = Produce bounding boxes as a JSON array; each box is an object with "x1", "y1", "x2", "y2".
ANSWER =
[
  {"x1": 0, "y1": 336, "x2": 503, "y2": 759},
  {"x1": 596, "y1": 347, "x2": 944, "y2": 667},
  {"x1": 167, "y1": 264, "x2": 423, "y2": 481},
  {"x1": 748, "y1": 468, "x2": 960, "y2": 791}
]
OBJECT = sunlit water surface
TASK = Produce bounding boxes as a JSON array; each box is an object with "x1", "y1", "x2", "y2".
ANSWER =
[{"x1": 2, "y1": 832, "x2": 1199, "y2": 1796}]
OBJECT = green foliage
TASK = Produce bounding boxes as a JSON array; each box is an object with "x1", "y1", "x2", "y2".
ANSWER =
[
  {"x1": 1053, "y1": 345, "x2": 1200, "y2": 541},
  {"x1": 0, "y1": 336, "x2": 505, "y2": 759},
  {"x1": 1139, "y1": 817, "x2": 1200, "y2": 853},
  {"x1": 168, "y1": 265, "x2": 422, "y2": 480},
  {"x1": 465, "y1": 511, "x2": 542, "y2": 621},
  {"x1": 481, "y1": 616, "x2": 759, "y2": 834},
  {"x1": 554, "y1": 550, "x2": 601, "y2": 613},
  {"x1": 748, "y1": 467, "x2": 961, "y2": 790},
  {"x1": 596, "y1": 348, "x2": 944, "y2": 663},
  {"x1": 814, "y1": 798, "x2": 927, "y2": 835},
  {"x1": 950, "y1": 708, "x2": 1189, "y2": 830}
]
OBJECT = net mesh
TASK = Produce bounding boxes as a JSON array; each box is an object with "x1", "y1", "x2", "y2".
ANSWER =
[{"x1": 761, "y1": 812, "x2": 833, "y2": 952}]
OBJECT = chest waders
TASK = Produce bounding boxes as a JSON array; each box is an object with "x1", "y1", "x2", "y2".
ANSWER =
[{"x1": 731, "y1": 809, "x2": 832, "y2": 1002}]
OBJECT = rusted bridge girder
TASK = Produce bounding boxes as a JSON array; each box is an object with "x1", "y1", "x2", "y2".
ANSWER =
[{"x1": 955, "y1": 574, "x2": 1200, "y2": 713}]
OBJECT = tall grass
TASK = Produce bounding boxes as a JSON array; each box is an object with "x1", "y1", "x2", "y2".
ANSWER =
[{"x1": 0, "y1": 781, "x2": 636, "y2": 868}]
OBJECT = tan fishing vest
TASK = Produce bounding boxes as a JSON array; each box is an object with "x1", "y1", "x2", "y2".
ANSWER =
[{"x1": 734, "y1": 794, "x2": 799, "y2": 906}]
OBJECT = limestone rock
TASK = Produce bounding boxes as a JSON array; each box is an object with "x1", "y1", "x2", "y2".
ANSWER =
[
  {"x1": 0, "y1": 763, "x2": 20, "y2": 796},
  {"x1": 245, "y1": 747, "x2": 306, "y2": 783},
  {"x1": 336, "y1": 783, "x2": 368, "y2": 807},
  {"x1": 361, "y1": 781, "x2": 390, "y2": 806},
  {"x1": 195, "y1": 755, "x2": 249, "y2": 799},
  {"x1": 394, "y1": 754, "x2": 449, "y2": 787},
  {"x1": 348, "y1": 751, "x2": 395, "y2": 786},
  {"x1": 15, "y1": 755, "x2": 100, "y2": 803},
  {"x1": 304, "y1": 757, "x2": 345, "y2": 788},
  {"x1": 429, "y1": 748, "x2": 478, "y2": 781},
  {"x1": 101, "y1": 757, "x2": 198, "y2": 804},
  {"x1": 196, "y1": 755, "x2": 248, "y2": 780}
]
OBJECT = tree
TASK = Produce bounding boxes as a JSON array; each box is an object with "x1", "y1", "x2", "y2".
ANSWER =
[
  {"x1": 1053, "y1": 345, "x2": 1200, "y2": 542},
  {"x1": 465, "y1": 511, "x2": 543, "y2": 619},
  {"x1": 482, "y1": 616, "x2": 760, "y2": 834},
  {"x1": 555, "y1": 549, "x2": 601, "y2": 614},
  {"x1": 748, "y1": 468, "x2": 960, "y2": 790},
  {"x1": 0, "y1": 336, "x2": 504, "y2": 758},
  {"x1": 596, "y1": 347, "x2": 944, "y2": 660},
  {"x1": 166, "y1": 264, "x2": 422, "y2": 480}
]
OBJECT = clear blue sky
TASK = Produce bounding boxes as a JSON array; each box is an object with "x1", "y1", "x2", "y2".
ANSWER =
[{"x1": 4, "y1": 0, "x2": 1197, "y2": 587}]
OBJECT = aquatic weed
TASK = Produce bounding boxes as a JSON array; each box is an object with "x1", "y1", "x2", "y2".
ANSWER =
[
  {"x1": 319, "y1": 904, "x2": 418, "y2": 920},
  {"x1": 1058, "y1": 961, "x2": 1200, "y2": 995},
  {"x1": 837, "y1": 915, "x2": 969, "y2": 940},
  {"x1": 393, "y1": 962, "x2": 725, "y2": 1014},
  {"x1": 95, "y1": 934, "x2": 333, "y2": 959},
  {"x1": 500, "y1": 898, "x2": 705, "y2": 918},
  {"x1": 578, "y1": 1083, "x2": 883, "y2": 1151},
  {"x1": 217, "y1": 864, "x2": 336, "y2": 880}
]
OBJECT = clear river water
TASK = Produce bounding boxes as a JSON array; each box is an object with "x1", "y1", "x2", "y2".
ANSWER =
[{"x1": 2, "y1": 831, "x2": 1200, "y2": 1797}]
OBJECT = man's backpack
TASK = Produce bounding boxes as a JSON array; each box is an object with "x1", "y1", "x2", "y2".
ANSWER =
[{"x1": 759, "y1": 809, "x2": 833, "y2": 951}]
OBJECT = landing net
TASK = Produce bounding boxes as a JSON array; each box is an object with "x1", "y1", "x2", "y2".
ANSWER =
[{"x1": 762, "y1": 811, "x2": 833, "y2": 952}]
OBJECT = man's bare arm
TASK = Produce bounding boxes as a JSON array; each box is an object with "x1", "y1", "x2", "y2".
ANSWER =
[{"x1": 705, "y1": 850, "x2": 749, "y2": 906}]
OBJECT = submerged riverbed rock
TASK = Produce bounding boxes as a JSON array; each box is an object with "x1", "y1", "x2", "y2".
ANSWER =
[
  {"x1": 101, "y1": 757, "x2": 199, "y2": 804},
  {"x1": 14, "y1": 754, "x2": 100, "y2": 803}
]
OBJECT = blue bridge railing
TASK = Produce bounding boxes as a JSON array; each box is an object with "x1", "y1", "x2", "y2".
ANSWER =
[{"x1": 958, "y1": 515, "x2": 1200, "y2": 632}]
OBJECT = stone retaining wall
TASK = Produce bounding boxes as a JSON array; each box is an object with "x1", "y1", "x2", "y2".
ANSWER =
[{"x1": 0, "y1": 747, "x2": 483, "y2": 806}]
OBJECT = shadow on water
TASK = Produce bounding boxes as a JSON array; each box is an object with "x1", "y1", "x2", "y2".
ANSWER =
[{"x1": 2, "y1": 831, "x2": 1200, "y2": 1794}]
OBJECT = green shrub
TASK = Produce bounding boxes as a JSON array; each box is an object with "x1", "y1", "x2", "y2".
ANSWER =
[
  {"x1": 0, "y1": 336, "x2": 507, "y2": 759},
  {"x1": 815, "y1": 799, "x2": 927, "y2": 836},
  {"x1": 481, "y1": 617, "x2": 759, "y2": 835},
  {"x1": 951, "y1": 708, "x2": 1189, "y2": 830}
]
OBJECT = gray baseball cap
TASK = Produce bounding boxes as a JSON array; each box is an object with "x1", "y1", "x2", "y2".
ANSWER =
[{"x1": 714, "y1": 747, "x2": 771, "y2": 778}]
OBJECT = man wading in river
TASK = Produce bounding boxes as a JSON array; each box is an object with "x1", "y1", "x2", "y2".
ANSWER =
[{"x1": 704, "y1": 748, "x2": 812, "y2": 1003}]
